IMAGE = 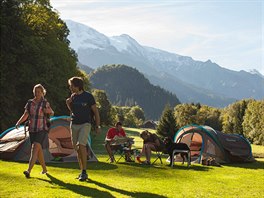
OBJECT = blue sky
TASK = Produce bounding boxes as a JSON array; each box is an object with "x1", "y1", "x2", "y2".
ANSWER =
[{"x1": 50, "y1": 0, "x2": 263, "y2": 75}]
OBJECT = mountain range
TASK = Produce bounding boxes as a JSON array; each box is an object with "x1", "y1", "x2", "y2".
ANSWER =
[{"x1": 66, "y1": 20, "x2": 264, "y2": 107}]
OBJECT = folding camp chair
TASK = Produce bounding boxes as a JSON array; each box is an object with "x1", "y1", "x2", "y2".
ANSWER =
[
  {"x1": 106, "y1": 137, "x2": 135, "y2": 163},
  {"x1": 152, "y1": 151, "x2": 164, "y2": 165},
  {"x1": 106, "y1": 146, "x2": 136, "y2": 163}
]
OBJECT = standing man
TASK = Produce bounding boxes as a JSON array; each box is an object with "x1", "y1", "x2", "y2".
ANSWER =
[{"x1": 66, "y1": 77, "x2": 101, "y2": 181}]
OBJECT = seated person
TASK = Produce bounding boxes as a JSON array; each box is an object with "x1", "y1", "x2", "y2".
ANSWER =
[
  {"x1": 137, "y1": 130, "x2": 165, "y2": 165},
  {"x1": 105, "y1": 122, "x2": 133, "y2": 163}
]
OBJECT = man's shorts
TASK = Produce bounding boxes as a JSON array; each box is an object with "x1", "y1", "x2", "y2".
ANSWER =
[{"x1": 70, "y1": 123, "x2": 91, "y2": 149}]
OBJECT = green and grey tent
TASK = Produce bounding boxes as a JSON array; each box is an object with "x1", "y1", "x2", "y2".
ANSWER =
[
  {"x1": 0, "y1": 116, "x2": 98, "y2": 162},
  {"x1": 174, "y1": 125, "x2": 254, "y2": 164}
]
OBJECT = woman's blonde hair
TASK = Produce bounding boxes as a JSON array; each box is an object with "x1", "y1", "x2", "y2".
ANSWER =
[{"x1": 33, "y1": 84, "x2": 46, "y2": 96}]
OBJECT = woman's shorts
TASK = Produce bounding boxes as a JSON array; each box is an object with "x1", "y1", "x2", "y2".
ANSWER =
[{"x1": 29, "y1": 131, "x2": 49, "y2": 148}]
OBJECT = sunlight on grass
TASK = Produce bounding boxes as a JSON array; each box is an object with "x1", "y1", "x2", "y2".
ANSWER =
[
  {"x1": 0, "y1": 126, "x2": 263, "y2": 198},
  {"x1": 252, "y1": 144, "x2": 264, "y2": 158}
]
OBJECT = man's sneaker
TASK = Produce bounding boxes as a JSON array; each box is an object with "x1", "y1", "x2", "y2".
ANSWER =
[{"x1": 79, "y1": 172, "x2": 88, "y2": 181}]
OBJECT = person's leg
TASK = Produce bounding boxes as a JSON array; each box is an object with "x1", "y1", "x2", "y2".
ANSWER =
[
  {"x1": 37, "y1": 144, "x2": 47, "y2": 173},
  {"x1": 124, "y1": 143, "x2": 132, "y2": 160},
  {"x1": 145, "y1": 144, "x2": 156, "y2": 163},
  {"x1": 70, "y1": 124, "x2": 82, "y2": 169},
  {"x1": 79, "y1": 144, "x2": 87, "y2": 170},
  {"x1": 136, "y1": 144, "x2": 145, "y2": 163},
  {"x1": 75, "y1": 145, "x2": 83, "y2": 170},
  {"x1": 105, "y1": 142, "x2": 115, "y2": 162},
  {"x1": 77, "y1": 123, "x2": 91, "y2": 181},
  {"x1": 26, "y1": 143, "x2": 40, "y2": 174}
]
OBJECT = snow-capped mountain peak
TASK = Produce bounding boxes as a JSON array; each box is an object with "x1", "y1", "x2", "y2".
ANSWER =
[
  {"x1": 109, "y1": 34, "x2": 145, "y2": 56},
  {"x1": 65, "y1": 20, "x2": 110, "y2": 50},
  {"x1": 249, "y1": 69, "x2": 264, "y2": 78}
]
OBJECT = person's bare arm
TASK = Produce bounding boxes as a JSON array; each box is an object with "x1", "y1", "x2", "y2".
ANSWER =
[
  {"x1": 154, "y1": 139, "x2": 160, "y2": 147},
  {"x1": 15, "y1": 110, "x2": 29, "y2": 129},
  {"x1": 91, "y1": 104, "x2": 101, "y2": 134},
  {"x1": 44, "y1": 102, "x2": 54, "y2": 116},
  {"x1": 66, "y1": 97, "x2": 72, "y2": 112}
]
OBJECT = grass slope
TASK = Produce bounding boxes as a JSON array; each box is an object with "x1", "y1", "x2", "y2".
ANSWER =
[{"x1": 0, "y1": 127, "x2": 263, "y2": 198}]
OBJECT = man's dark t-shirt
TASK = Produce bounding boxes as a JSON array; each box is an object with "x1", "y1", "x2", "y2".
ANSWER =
[{"x1": 71, "y1": 91, "x2": 95, "y2": 124}]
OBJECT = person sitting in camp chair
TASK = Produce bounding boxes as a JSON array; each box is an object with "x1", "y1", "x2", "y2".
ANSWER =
[
  {"x1": 137, "y1": 130, "x2": 165, "y2": 165},
  {"x1": 105, "y1": 122, "x2": 134, "y2": 163}
]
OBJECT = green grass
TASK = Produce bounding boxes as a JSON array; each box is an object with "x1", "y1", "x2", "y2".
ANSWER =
[
  {"x1": 0, "y1": 127, "x2": 263, "y2": 198},
  {"x1": 251, "y1": 144, "x2": 264, "y2": 158}
]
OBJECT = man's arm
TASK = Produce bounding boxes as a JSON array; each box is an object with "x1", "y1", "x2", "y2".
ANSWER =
[{"x1": 91, "y1": 104, "x2": 101, "y2": 134}]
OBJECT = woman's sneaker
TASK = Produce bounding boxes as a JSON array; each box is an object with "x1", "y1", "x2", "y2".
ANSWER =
[{"x1": 23, "y1": 170, "x2": 30, "y2": 178}]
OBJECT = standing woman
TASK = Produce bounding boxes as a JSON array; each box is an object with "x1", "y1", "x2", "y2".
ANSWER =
[{"x1": 15, "y1": 84, "x2": 54, "y2": 178}]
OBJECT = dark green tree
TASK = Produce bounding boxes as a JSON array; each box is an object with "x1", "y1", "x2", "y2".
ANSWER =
[
  {"x1": 197, "y1": 105, "x2": 222, "y2": 131},
  {"x1": 0, "y1": 0, "x2": 84, "y2": 131},
  {"x1": 242, "y1": 100, "x2": 264, "y2": 145},
  {"x1": 221, "y1": 99, "x2": 250, "y2": 135},
  {"x1": 92, "y1": 89, "x2": 112, "y2": 126},
  {"x1": 157, "y1": 104, "x2": 177, "y2": 138},
  {"x1": 124, "y1": 105, "x2": 145, "y2": 127},
  {"x1": 174, "y1": 103, "x2": 199, "y2": 127},
  {"x1": 111, "y1": 106, "x2": 125, "y2": 125}
]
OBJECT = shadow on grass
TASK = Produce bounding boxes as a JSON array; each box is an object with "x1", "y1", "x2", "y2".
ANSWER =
[
  {"x1": 115, "y1": 161, "x2": 211, "y2": 171},
  {"x1": 170, "y1": 164, "x2": 211, "y2": 171},
  {"x1": 223, "y1": 159, "x2": 264, "y2": 170},
  {"x1": 39, "y1": 173, "x2": 166, "y2": 198},
  {"x1": 88, "y1": 178, "x2": 167, "y2": 198},
  {"x1": 46, "y1": 161, "x2": 118, "y2": 171},
  {"x1": 39, "y1": 173, "x2": 114, "y2": 197}
]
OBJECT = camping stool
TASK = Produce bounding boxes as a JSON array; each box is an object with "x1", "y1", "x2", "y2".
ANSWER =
[
  {"x1": 171, "y1": 149, "x2": 191, "y2": 167},
  {"x1": 152, "y1": 151, "x2": 163, "y2": 165}
]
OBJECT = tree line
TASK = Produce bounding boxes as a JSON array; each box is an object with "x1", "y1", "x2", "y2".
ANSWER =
[
  {"x1": 90, "y1": 89, "x2": 263, "y2": 145},
  {"x1": 157, "y1": 99, "x2": 264, "y2": 145}
]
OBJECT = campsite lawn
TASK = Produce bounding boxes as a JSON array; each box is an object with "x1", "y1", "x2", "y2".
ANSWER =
[{"x1": 0, "y1": 127, "x2": 263, "y2": 198}]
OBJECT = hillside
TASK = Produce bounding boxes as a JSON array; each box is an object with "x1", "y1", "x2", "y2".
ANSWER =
[
  {"x1": 66, "y1": 20, "x2": 264, "y2": 107},
  {"x1": 89, "y1": 64, "x2": 180, "y2": 119}
]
